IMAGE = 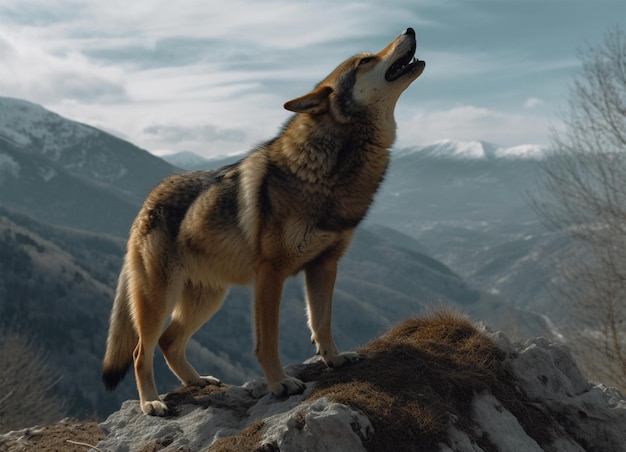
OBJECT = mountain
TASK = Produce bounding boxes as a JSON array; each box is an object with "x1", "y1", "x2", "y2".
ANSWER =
[
  {"x1": 0, "y1": 97, "x2": 180, "y2": 236},
  {"x1": 162, "y1": 150, "x2": 242, "y2": 171},
  {"x1": 365, "y1": 139, "x2": 565, "y2": 311},
  {"x1": 372, "y1": 140, "x2": 547, "y2": 227},
  {"x1": 0, "y1": 97, "x2": 177, "y2": 202},
  {"x1": 0, "y1": 136, "x2": 143, "y2": 236},
  {"x1": 396, "y1": 139, "x2": 548, "y2": 160},
  {"x1": 165, "y1": 140, "x2": 549, "y2": 172}
]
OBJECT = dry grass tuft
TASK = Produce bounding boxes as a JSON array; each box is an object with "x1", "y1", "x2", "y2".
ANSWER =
[
  {"x1": 301, "y1": 310, "x2": 504, "y2": 451},
  {"x1": 208, "y1": 420, "x2": 266, "y2": 452},
  {"x1": 0, "y1": 333, "x2": 65, "y2": 434}
]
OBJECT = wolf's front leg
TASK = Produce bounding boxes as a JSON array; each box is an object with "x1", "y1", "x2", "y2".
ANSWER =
[
  {"x1": 254, "y1": 262, "x2": 306, "y2": 396},
  {"x1": 304, "y1": 254, "x2": 362, "y2": 368}
]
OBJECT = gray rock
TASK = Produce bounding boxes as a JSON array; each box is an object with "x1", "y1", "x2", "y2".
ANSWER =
[
  {"x1": 96, "y1": 379, "x2": 370, "y2": 451},
  {"x1": 95, "y1": 334, "x2": 626, "y2": 452},
  {"x1": 505, "y1": 337, "x2": 626, "y2": 451},
  {"x1": 437, "y1": 335, "x2": 626, "y2": 452}
]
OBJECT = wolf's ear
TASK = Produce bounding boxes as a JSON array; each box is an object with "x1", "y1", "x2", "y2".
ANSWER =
[{"x1": 283, "y1": 86, "x2": 333, "y2": 114}]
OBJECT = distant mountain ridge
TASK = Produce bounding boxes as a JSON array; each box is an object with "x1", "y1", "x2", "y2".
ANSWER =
[
  {"x1": 396, "y1": 139, "x2": 548, "y2": 160},
  {"x1": 0, "y1": 136, "x2": 142, "y2": 236},
  {"x1": 0, "y1": 96, "x2": 176, "y2": 202},
  {"x1": 162, "y1": 150, "x2": 241, "y2": 171},
  {"x1": 162, "y1": 139, "x2": 549, "y2": 172},
  {"x1": 368, "y1": 139, "x2": 561, "y2": 311}
]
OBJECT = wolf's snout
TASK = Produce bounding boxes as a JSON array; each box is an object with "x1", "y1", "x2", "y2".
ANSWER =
[{"x1": 385, "y1": 28, "x2": 423, "y2": 82}]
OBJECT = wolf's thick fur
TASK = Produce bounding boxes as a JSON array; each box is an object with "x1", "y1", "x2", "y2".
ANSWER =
[{"x1": 102, "y1": 28, "x2": 425, "y2": 415}]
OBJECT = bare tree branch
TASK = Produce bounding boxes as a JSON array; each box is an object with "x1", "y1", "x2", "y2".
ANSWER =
[{"x1": 532, "y1": 26, "x2": 626, "y2": 391}]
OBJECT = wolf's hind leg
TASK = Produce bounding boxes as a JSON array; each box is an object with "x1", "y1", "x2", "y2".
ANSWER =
[
  {"x1": 159, "y1": 282, "x2": 226, "y2": 387},
  {"x1": 305, "y1": 255, "x2": 361, "y2": 368},
  {"x1": 133, "y1": 276, "x2": 183, "y2": 416}
]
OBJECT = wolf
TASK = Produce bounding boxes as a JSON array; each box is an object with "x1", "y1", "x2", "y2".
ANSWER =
[{"x1": 102, "y1": 28, "x2": 425, "y2": 416}]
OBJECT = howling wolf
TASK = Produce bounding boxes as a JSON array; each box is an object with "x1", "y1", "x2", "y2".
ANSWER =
[{"x1": 102, "y1": 28, "x2": 425, "y2": 415}]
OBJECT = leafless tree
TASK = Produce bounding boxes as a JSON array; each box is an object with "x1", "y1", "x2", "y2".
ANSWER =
[
  {"x1": 0, "y1": 333, "x2": 64, "y2": 433},
  {"x1": 533, "y1": 26, "x2": 626, "y2": 390}
]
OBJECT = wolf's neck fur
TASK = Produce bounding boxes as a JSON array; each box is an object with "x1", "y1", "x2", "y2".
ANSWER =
[{"x1": 274, "y1": 113, "x2": 393, "y2": 193}]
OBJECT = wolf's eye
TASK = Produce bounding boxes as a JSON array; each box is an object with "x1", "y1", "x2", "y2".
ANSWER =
[{"x1": 359, "y1": 57, "x2": 374, "y2": 66}]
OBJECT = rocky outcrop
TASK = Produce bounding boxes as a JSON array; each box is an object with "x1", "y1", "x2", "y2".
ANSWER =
[
  {"x1": 95, "y1": 312, "x2": 626, "y2": 451},
  {"x1": 98, "y1": 381, "x2": 372, "y2": 452}
]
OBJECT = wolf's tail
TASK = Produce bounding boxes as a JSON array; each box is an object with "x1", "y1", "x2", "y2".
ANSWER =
[{"x1": 102, "y1": 260, "x2": 138, "y2": 391}]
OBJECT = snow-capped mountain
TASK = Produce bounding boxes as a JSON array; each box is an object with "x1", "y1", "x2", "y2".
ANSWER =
[
  {"x1": 0, "y1": 97, "x2": 99, "y2": 160},
  {"x1": 163, "y1": 140, "x2": 549, "y2": 174},
  {"x1": 371, "y1": 140, "x2": 547, "y2": 229},
  {"x1": 396, "y1": 139, "x2": 548, "y2": 160},
  {"x1": 0, "y1": 97, "x2": 176, "y2": 201},
  {"x1": 0, "y1": 97, "x2": 179, "y2": 234}
]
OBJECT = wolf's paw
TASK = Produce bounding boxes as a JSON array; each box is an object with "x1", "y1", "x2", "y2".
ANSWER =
[
  {"x1": 268, "y1": 376, "x2": 306, "y2": 397},
  {"x1": 141, "y1": 399, "x2": 169, "y2": 416},
  {"x1": 325, "y1": 351, "x2": 363, "y2": 368}
]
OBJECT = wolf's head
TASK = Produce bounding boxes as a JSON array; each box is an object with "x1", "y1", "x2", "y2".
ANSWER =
[{"x1": 284, "y1": 28, "x2": 425, "y2": 127}]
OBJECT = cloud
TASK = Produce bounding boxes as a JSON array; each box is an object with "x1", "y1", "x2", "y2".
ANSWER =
[
  {"x1": 2, "y1": 0, "x2": 619, "y2": 156},
  {"x1": 140, "y1": 123, "x2": 249, "y2": 157},
  {"x1": 523, "y1": 97, "x2": 544, "y2": 109},
  {"x1": 0, "y1": 32, "x2": 128, "y2": 104},
  {"x1": 3, "y1": 0, "x2": 421, "y2": 55}
]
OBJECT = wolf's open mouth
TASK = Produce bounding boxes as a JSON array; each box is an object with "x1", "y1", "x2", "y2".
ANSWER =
[{"x1": 385, "y1": 43, "x2": 424, "y2": 82}]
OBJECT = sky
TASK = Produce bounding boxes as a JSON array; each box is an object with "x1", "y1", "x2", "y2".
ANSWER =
[{"x1": 0, "y1": 0, "x2": 623, "y2": 158}]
